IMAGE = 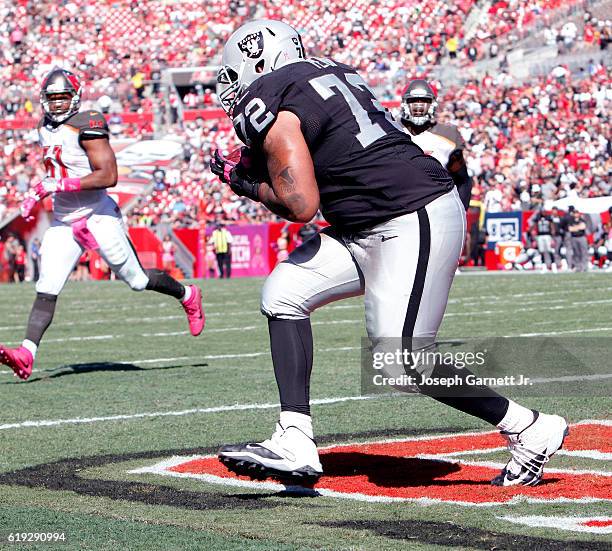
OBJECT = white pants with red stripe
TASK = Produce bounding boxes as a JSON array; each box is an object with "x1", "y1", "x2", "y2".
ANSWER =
[
  {"x1": 36, "y1": 197, "x2": 148, "y2": 296},
  {"x1": 261, "y1": 187, "x2": 465, "y2": 343}
]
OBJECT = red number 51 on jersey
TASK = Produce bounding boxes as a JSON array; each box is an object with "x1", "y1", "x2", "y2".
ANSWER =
[{"x1": 43, "y1": 145, "x2": 69, "y2": 179}]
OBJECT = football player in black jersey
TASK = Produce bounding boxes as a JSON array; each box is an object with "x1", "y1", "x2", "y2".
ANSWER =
[
  {"x1": 529, "y1": 208, "x2": 559, "y2": 272},
  {"x1": 211, "y1": 20, "x2": 567, "y2": 487}
]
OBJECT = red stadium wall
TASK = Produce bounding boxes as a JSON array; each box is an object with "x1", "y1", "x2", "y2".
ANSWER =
[
  {"x1": 1, "y1": 102, "x2": 404, "y2": 130},
  {"x1": 128, "y1": 227, "x2": 163, "y2": 269},
  {"x1": 173, "y1": 228, "x2": 200, "y2": 277},
  {"x1": 92, "y1": 209, "x2": 611, "y2": 280},
  {"x1": 0, "y1": 112, "x2": 154, "y2": 131},
  {"x1": 5, "y1": 210, "x2": 610, "y2": 282},
  {"x1": 138, "y1": 222, "x2": 330, "y2": 280},
  {"x1": 266, "y1": 221, "x2": 330, "y2": 269},
  {"x1": 88, "y1": 227, "x2": 162, "y2": 281}
]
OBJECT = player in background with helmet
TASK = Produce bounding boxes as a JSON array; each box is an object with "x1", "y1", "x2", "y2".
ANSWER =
[
  {"x1": 400, "y1": 80, "x2": 473, "y2": 210},
  {"x1": 0, "y1": 68, "x2": 205, "y2": 381},
  {"x1": 210, "y1": 20, "x2": 567, "y2": 489},
  {"x1": 529, "y1": 208, "x2": 559, "y2": 273}
]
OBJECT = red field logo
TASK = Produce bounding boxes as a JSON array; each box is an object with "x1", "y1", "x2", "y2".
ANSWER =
[{"x1": 132, "y1": 421, "x2": 611, "y2": 506}]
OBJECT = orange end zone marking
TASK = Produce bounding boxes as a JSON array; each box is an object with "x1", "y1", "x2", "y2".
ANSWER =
[
  {"x1": 167, "y1": 422, "x2": 612, "y2": 504},
  {"x1": 582, "y1": 519, "x2": 612, "y2": 528}
]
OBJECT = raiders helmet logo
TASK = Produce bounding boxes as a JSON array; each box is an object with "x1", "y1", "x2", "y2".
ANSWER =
[{"x1": 238, "y1": 31, "x2": 264, "y2": 59}]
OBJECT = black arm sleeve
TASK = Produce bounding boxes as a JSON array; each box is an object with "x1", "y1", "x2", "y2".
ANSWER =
[{"x1": 451, "y1": 164, "x2": 472, "y2": 210}]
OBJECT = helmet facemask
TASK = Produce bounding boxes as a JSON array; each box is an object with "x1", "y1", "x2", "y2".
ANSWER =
[
  {"x1": 401, "y1": 80, "x2": 438, "y2": 127},
  {"x1": 401, "y1": 98, "x2": 437, "y2": 126},
  {"x1": 43, "y1": 93, "x2": 73, "y2": 121},
  {"x1": 40, "y1": 68, "x2": 82, "y2": 123},
  {"x1": 217, "y1": 65, "x2": 241, "y2": 114}
]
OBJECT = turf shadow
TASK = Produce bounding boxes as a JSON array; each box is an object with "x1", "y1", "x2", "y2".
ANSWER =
[
  {"x1": 318, "y1": 519, "x2": 609, "y2": 551},
  {"x1": 9, "y1": 362, "x2": 210, "y2": 383},
  {"x1": 321, "y1": 452, "x2": 465, "y2": 487}
]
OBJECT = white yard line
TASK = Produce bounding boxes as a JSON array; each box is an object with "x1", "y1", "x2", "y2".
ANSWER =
[
  {"x1": 141, "y1": 326, "x2": 259, "y2": 337},
  {"x1": 36, "y1": 334, "x2": 115, "y2": 344},
  {"x1": 0, "y1": 300, "x2": 251, "y2": 319},
  {"x1": 572, "y1": 298, "x2": 612, "y2": 305},
  {"x1": 1, "y1": 318, "x2": 363, "y2": 346},
  {"x1": 3, "y1": 307, "x2": 611, "y2": 342},
  {"x1": 518, "y1": 327, "x2": 612, "y2": 336},
  {"x1": 0, "y1": 368, "x2": 610, "y2": 430},
  {"x1": 528, "y1": 373, "x2": 612, "y2": 383},
  {"x1": 2, "y1": 295, "x2": 610, "y2": 333},
  {"x1": 530, "y1": 319, "x2": 592, "y2": 327},
  {"x1": 0, "y1": 311, "x2": 263, "y2": 332},
  {"x1": 451, "y1": 286, "x2": 612, "y2": 303},
  {"x1": 0, "y1": 394, "x2": 377, "y2": 431},
  {"x1": 3, "y1": 290, "x2": 602, "y2": 321},
  {"x1": 0, "y1": 315, "x2": 186, "y2": 332}
]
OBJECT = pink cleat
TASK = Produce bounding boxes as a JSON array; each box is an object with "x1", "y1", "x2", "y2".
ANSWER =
[
  {"x1": 181, "y1": 285, "x2": 205, "y2": 336},
  {"x1": 0, "y1": 345, "x2": 34, "y2": 381}
]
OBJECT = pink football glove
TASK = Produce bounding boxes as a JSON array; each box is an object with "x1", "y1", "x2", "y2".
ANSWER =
[
  {"x1": 211, "y1": 148, "x2": 262, "y2": 202},
  {"x1": 32, "y1": 177, "x2": 59, "y2": 199},
  {"x1": 210, "y1": 147, "x2": 244, "y2": 184},
  {"x1": 20, "y1": 177, "x2": 81, "y2": 221},
  {"x1": 20, "y1": 194, "x2": 39, "y2": 222}
]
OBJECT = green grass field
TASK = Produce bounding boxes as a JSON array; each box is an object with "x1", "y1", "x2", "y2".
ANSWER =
[{"x1": 0, "y1": 273, "x2": 610, "y2": 550}]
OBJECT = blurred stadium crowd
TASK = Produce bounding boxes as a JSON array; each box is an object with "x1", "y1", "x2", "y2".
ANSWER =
[{"x1": 0, "y1": 0, "x2": 610, "y2": 230}]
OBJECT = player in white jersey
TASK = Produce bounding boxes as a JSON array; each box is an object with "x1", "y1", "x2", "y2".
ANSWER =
[
  {"x1": 400, "y1": 80, "x2": 473, "y2": 210},
  {"x1": 0, "y1": 68, "x2": 205, "y2": 381}
]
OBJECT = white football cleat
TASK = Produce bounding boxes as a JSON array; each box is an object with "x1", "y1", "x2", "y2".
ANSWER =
[
  {"x1": 219, "y1": 422, "x2": 323, "y2": 485},
  {"x1": 492, "y1": 411, "x2": 569, "y2": 487}
]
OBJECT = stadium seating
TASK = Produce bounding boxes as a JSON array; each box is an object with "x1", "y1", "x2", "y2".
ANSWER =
[{"x1": 0, "y1": 0, "x2": 609, "y2": 228}]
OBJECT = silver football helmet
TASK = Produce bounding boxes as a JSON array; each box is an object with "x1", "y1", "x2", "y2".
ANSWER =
[
  {"x1": 217, "y1": 19, "x2": 305, "y2": 115},
  {"x1": 40, "y1": 67, "x2": 82, "y2": 123},
  {"x1": 400, "y1": 79, "x2": 438, "y2": 127}
]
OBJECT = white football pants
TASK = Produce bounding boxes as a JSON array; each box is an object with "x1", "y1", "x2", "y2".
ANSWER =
[
  {"x1": 262, "y1": 187, "x2": 465, "y2": 342},
  {"x1": 36, "y1": 197, "x2": 149, "y2": 296}
]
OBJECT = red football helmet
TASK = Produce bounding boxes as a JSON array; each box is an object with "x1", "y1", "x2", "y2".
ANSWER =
[
  {"x1": 401, "y1": 79, "x2": 438, "y2": 127},
  {"x1": 40, "y1": 67, "x2": 82, "y2": 123}
]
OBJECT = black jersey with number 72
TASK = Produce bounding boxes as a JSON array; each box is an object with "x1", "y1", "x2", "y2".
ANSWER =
[{"x1": 231, "y1": 58, "x2": 454, "y2": 231}]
